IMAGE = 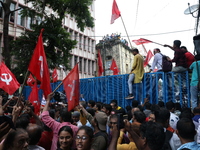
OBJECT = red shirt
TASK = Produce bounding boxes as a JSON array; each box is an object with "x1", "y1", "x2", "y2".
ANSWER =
[{"x1": 185, "y1": 52, "x2": 195, "y2": 68}]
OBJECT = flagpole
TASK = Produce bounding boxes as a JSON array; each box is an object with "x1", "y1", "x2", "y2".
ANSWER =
[
  {"x1": 52, "y1": 81, "x2": 63, "y2": 93},
  {"x1": 17, "y1": 70, "x2": 29, "y2": 106},
  {"x1": 120, "y1": 16, "x2": 133, "y2": 48}
]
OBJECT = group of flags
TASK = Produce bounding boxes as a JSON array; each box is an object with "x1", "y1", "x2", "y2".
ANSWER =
[
  {"x1": 0, "y1": 29, "x2": 80, "y2": 113},
  {"x1": 98, "y1": 50, "x2": 120, "y2": 76}
]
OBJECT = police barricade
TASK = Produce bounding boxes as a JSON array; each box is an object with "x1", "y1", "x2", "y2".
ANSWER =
[{"x1": 23, "y1": 71, "x2": 190, "y2": 109}]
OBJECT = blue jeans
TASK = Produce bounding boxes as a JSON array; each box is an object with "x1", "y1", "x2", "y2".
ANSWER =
[
  {"x1": 128, "y1": 74, "x2": 135, "y2": 94},
  {"x1": 190, "y1": 85, "x2": 198, "y2": 110}
]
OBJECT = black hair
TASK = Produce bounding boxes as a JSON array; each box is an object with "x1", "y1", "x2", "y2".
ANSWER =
[
  {"x1": 102, "y1": 104, "x2": 112, "y2": 114},
  {"x1": 132, "y1": 48, "x2": 139, "y2": 53},
  {"x1": 16, "y1": 114, "x2": 30, "y2": 129},
  {"x1": 26, "y1": 124, "x2": 43, "y2": 145},
  {"x1": 95, "y1": 103, "x2": 102, "y2": 111},
  {"x1": 57, "y1": 126, "x2": 73, "y2": 148},
  {"x1": 145, "y1": 102, "x2": 151, "y2": 110},
  {"x1": 177, "y1": 118, "x2": 196, "y2": 140},
  {"x1": 157, "y1": 101, "x2": 165, "y2": 108},
  {"x1": 126, "y1": 105, "x2": 132, "y2": 112},
  {"x1": 150, "y1": 104, "x2": 160, "y2": 113},
  {"x1": 86, "y1": 108, "x2": 95, "y2": 117},
  {"x1": 166, "y1": 101, "x2": 174, "y2": 110},
  {"x1": 134, "y1": 111, "x2": 146, "y2": 123},
  {"x1": 78, "y1": 126, "x2": 94, "y2": 140},
  {"x1": 180, "y1": 46, "x2": 187, "y2": 49},
  {"x1": 88, "y1": 100, "x2": 95, "y2": 107},
  {"x1": 193, "y1": 107, "x2": 200, "y2": 114},
  {"x1": 154, "y1": 48, "x2": 160, "y2": 52},
  {"x1": 175, "y1": 103, "x2": 182, "y2": 111},
  {"x1": 173, "y1": 40, "x2": 181, "y2": 47},
  {"x1": 49, "y1": 109, "x2": 55, "y2": 119},
  {"x1": 60, "y1": 108, "x2": 72, "y2": 122},
  {"x1": 195, "y1": 55, "x2": 200, "y2": 61},
  {"x1": 3, "y1": 128, "x2": 28, "y2": 150},
  {"x1": 140, "y1": 121, "x2": 165, "y2": 150},
  {"x1": 111, "y1": 99, "x2": 118, "y2": 106},
  {"x1": 155, "y1": 108, "x2": 170, "y2": 125},
  {"x1": 132, "y1": 100, "x2": 139, "y2": 108}
]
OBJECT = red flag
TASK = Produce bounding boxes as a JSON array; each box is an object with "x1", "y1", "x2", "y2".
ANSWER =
[
  {"x1": 63, "y1": 64, "x2": 80, "y2": 111},
  {"x1": 28, "y1": 29, "x2": 51, "y2": 98},
  {"x1": 110, "y1": 59, "x2": 120, "y2": 75},
  {"x1": 0, "y1": 62, "x2": 20, "y2": 95},
  {"x1": 98, "y1": 50, "x2": 104, "y2": 76},
  {"x1": 144, "y1": 50, "x2": 154, "y2": 67},
  {"x1": 132, "y1": 38, "x2": 152, "y2": 45},
  {"x1": 52, "y1": 68, "x2": 58, "y2": 83},
  {"x1": 111, "y1": 0, "x2": 121, "y2": 24},
  {"x1": 28, "y1": 82, "x2": 40, "y2": 115},
  {"x1": 27, "y1": 74, "x2": 36, "y2": 86}
]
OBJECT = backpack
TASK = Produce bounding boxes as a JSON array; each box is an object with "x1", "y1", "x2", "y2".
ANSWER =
[{"x1": 161, "y1": 54, "x2": 172, "y2": 72}]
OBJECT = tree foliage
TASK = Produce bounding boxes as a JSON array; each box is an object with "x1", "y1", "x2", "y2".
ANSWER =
[{"x1": 10, "y1": 0, "x2": 94, "y2": 82}]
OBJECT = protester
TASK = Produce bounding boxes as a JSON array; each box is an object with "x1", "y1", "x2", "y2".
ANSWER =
[
  {"x1": 57, "y1": 126, "x2": 74, "y2": 150},
  {"x1": 164, "y1": 40, "x2": 187, "y2": 72},
  {"x1": 189, "y1": 55, "x2": 200, "y2": 110},
  {"x1": 125, "y1": 48, "x2": 144, "y2": 99},
  {"x1": 181, "y1": 46, "x2": 195, "y2": 69},
  {"x1": 75, "y1": 126, "x2": 94, "y2": 150},
  {"x1": 148, "y1": 48, "x2": 163, "y2": 72}
]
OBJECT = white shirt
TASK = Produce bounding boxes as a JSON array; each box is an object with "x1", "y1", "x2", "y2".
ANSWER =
[
  {"x1": 150, "y1": 53, "x2": 162, "y2": 71},
  {"x1": 169, "y1": 112, "x2": 179, "y2": 130}
]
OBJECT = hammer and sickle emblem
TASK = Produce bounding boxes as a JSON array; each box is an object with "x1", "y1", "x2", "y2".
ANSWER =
[
  {"x1": 39, "y1": 56, "x2": 44, "y2": 78},
  {"x1": 68, "y1": 80, "x2": 76, "y2": 101},
  {"x1": 0, "y1": 73, "x2": 12, "y2": 85}
]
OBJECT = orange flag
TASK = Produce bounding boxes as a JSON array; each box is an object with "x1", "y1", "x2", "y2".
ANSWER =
[
  {"x1": 0, "y1": 62, "x2": 20, "y2": 95},
  {"x1": 110, "y1": 59, "x2": 120, "y2": 75},
  {"x1": 63, "y1": 64, "x2": 80, "y2": 111},
  {"x1": 144, "y1": 50, "x2": 154, "y2": 67},
  {"x1": 111, "y1": 0, "x2": 121, "y2": 24},
  {"x1": 98, "y1": 50, "x2": 104, "y2": 76},
  {"x1": 28, "y1": 29, "x2": 51, "y2": 98}
]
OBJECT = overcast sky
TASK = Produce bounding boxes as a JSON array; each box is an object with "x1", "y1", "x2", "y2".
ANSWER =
[{"x1": 95, "y1": 0, "x2": 198, "y2": 58}]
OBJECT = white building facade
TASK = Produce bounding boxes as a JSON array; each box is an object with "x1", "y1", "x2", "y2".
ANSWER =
[{"x1": 0, "y1": 0, "x2": 96, "y2": 79}]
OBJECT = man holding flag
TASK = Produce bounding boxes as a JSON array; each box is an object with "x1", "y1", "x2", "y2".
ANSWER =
[{"x1": 125, "y1": 49, "x2": 144, "y2": 99}]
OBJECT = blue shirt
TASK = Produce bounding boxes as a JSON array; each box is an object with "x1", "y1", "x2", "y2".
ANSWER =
[
  {"x1": 177, "y1": 141, "x2": 200, "y2": 150},
  {"x1": 190, "y1": 61, "x2": 200, "y2": 86}
]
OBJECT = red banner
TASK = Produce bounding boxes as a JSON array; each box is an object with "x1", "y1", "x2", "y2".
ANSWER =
[
  {"x1": 52, "y1": 68, "x2": 58, "y2": 83},
  {"x1": 27, "y1": 74, "x2": 36, "y2": 86},
  {"x1": 63, "y1": 64, "x2": 80, "y2": 111},
  {"x1": 111, "y1": 0, "x2": 121, "y2": 24},
  {"x1": 28, "y1": 29, "x2": 51, "y2": 98},
  {"x1": 98, "y1": 50, "x2": 104, "y2": 76},
  {"x1": 110, "y1": 59, "x2": 120, "y2": 75},
  {"x1": 0, "y1": 62, "x2": 20, "y2": 95},
  {"x1": 132, "y1": 38, "x2": 152, "y2": 45},
  {"x1": 144, "y1": 50, "x2": 154, "y2": 67}
]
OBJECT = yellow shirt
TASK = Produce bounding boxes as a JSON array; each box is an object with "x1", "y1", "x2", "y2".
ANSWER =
[{"x1": 131, "y1": 54, "x2": 144, "y2": 83}]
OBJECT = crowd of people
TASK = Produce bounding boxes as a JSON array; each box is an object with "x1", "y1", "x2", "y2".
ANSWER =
[
  {"x1": 96, "y1": 33, "x2": 131, "y2": 50},
  {"x1": 1, "y1": 91, "x2": 200, "y2": 150}
]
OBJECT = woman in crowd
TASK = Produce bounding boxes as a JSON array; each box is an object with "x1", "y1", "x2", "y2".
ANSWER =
[
  {"x1": 57, "y1": 126, "x2": 74, "y2": 150},
  {"x1": 75, "y1": 126, "x2": 93, "y2": 150}
]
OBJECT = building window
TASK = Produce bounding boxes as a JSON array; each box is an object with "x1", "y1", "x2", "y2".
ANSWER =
[
  {"x1": 10, "y1": 3, "x2": 16, "y2": 23},
  {"x1": 88, "y1": 38, "x2": 90, "y2": 52},
  {"x1": 27, "y1": 16, "x2": 34, "y2": 29},
  {"x1": 0, "y1": 1, "x2": 4, "y2": 18},
  {"x1": 84, "y1": 59, "x2": 87, "y2": 73},
  {"x1": 88, "y1": 60, "x2": 91, "y2": 74},
  {"x1": 91, "y1": 40, "x2": 94, "y2": 53},
  {"x1": 17, "y1": 7, "x2": 25, "y2": 26},
  {"x1": 92, "y1": 61, "x2": 94, "y2": 75},
  {"x1": 75, "y1": 32, "x2": 78, "y2": 47},
  {"x1": 83, "y1": 36, "x2": 86, "y2": 50},
  {"x1": 79, "y1": 34, "x2": 82, "y2": 49},
  {"x1": 35, "y1": 16, "x2": 42, "y2": 25},
  {"x1": 74, "y1": 56, "x2": 78, "y2": 66},
  {"x1": 69, "y1": 30, "x2": 73, "y2": 40},
  {"x1": 79, "y1": 57, "x2": 82, "y2": 72}
]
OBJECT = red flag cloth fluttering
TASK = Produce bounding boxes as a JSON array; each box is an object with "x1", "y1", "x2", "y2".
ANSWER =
[
  {"x1": 28, "y1": 82, "x2": 40, "y2": 115},
  {"x1": 132, "y1": 38, "x2": 152, "y2": 45},
  {"x1": 144, "y1": 50, "x2": 154, "y2": 67},
  {"x1": 110, "y1": 0, "x2": 121, "y2": 24},
  {"x1": 27, "y1": 74, "x2": 36, "y2": 86},
  {"x1": 52, "y1": 68, "x2": 58, "y2": 83},
  {"x1": 0, "y1": 62, "x2": 20, "y2": 95},
  {"x1": 98, "y1": 50, "x2": 104, "y2": 76},
  {"x1": 63, "y1": 64, "x2": 80, "y2": 111},
  {"x1": 110, "y1": 59, "x2": 120, "y2": 75},
  {"x1": 28, "y1": 29, "x2": 51, "y2": 99}
]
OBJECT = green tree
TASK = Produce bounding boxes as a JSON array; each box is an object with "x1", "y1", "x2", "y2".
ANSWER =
[{"x1": 10, "y1": 0, "x2": 94, "y2": 83}]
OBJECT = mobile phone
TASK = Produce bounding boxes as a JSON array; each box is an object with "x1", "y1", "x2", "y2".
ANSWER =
[{"x1": 117, "y1": 113, "x2": 125, "y2": 130}]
